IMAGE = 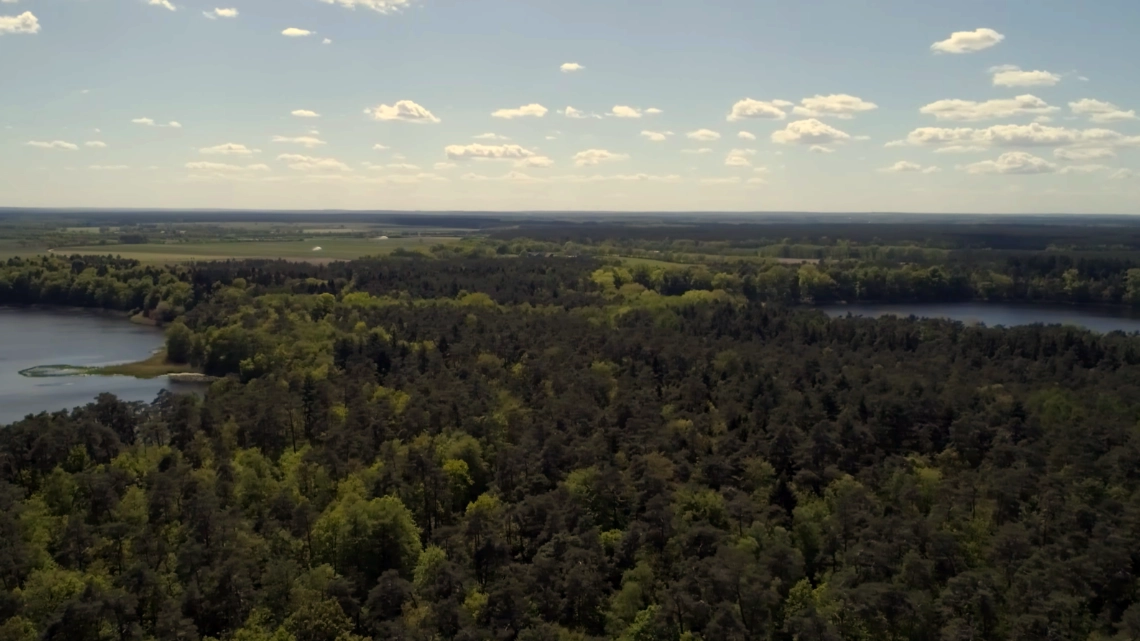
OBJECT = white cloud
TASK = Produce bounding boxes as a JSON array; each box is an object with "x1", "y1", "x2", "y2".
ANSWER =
[
  {"x1": 724, "y1": 148, "x2": 756, "y2": 167},
  {"x1": 372, "y1": 144, "x2": 389, "y2": 150},
  {"x1": 687, "y1": 129, "x2": 721, "y2": 142},
  {"x1": 316, "y1": 0, "x2": 413, "y2": 14},
  {"x1": 26, "y1": 140, "x2": 77, "y2": 150},
  {"x1": 990, "y1": 65, "x2": 1061, "y2": 87},
  {"x1": 148, "y1": 0, "x2": 176, "y2": 11},
  {"x1": 562, "y1": 106, "x2": 587, "y2": 119},
  {"x1": 901, "y1": 123, "x2": 1140, "y2": 149},
  {"x1": 365, "y1": 100, "x2": 440, "y2": 123},
  {"x1": 560, "y1": 173, "x2": 681, "y2": 183},
  {"x1": 277, "y1": 153, "x2": 352, "y2": 172},
  {"x1": 379, "y1": 173, "x2": 447, "y2": 184},
  {"x1": 920, "y1": 94, "x2": 1059, "y2": 121},
  {"x1": 88, "y1": 165, "x2": 130, "y2": 171},
  {"x1": 445, "y1": 143, "x2": 537, "y2": 161},
  {"x1": 0, "y1": 10, "x2": 38, "y2": 33},
  {"x1": 473, "y1": 133, "x2": 509, "y2": 140},
  {"x1": 1053, "y1": 147, "x2": 1115, "y2": 161},
  {"x1": 462, "y1": 171, "x2": 548, "y2": 183},
  {"x1": 738, "y1": 131, "x2": 756, "y2": 141},
  {"x1": 271, "y1": 135, "x2": 326, "y2": 148},
  {"x1": 771, "y1": 119, "x2": 851, "y2": 145},
  {"x1": 282, "y1": 28, "x2": 312, "y2": 37},
  {"x1": 132, "y1": 117, "x2": 181, "y2": 128},
  {"x1": 881, "y1": 161, "x2": 940, "y2": 173},
  {"x1": 884, "y1": 140, "x2": 908, "y2": 148},
  {"x1": 610, "y1": 105, "x2": 642, "y2": 118},
  {"x1": 809, "y1": 145, "x2": 834, "y2": 154},
  {"x1": 203, "y1": 7, "x2": 237, "y2": 18},
  {"x1": 681, "y1": 148, "x2": 713, "y2": 154},
  {"x1": 640, "y1": 130, "x2": 673, "y2": 142},
  {"x1": 1110, "y1": 169, "x2": 1136, "y2": 180},
  {"x1": 793, "y1": 94, "x2": 878, "y2": 119},
  {"x1": 491, "y1": 103, "x2": 548, "y2": 119},
  {"x1": 1070, "y1": 99, "x2": 1137, "y2": 123},
  {"x1": 185, "y1": 161, "x2": 270, "y2": 172},
  {"x1": 573, "y1": 149, "x2": 629, "y2": 166},
  {"x1": 965, "y1": 151, "x2": 1057, "y2": 174},
  {"x1": 933, "y1": 145, "x2": 988, "y2": 154},
  {"x1": 931, "y1": 28, "x2": 1005, "y2": 54},
  {"x1": 84, "y1": 141, "x2": 107, "y2": 148},
  {"x1": 727, "y1": 99, "x2": 787, "y2": 122},
  {"x1": 292, "y1": 109, "x2": 320, "y2": 118},
  {"x1": 200, "y1": 142, "x2": 260, "y2": 155},
  {"x1": 433, "y1": 162, "x2": 457, "y2": 170},
  {"x1": 560, "y1": 62, "x2": 584, "y2": 73},
  {"x1": 516, "y1": 156, "x2": 554, "y2": 168},
  {"x1": 645, "y1": 108, "x2": 663, "y2": 115},
  {"x1": 322, "y1": 38, "x2": 332, "y2": 44}
]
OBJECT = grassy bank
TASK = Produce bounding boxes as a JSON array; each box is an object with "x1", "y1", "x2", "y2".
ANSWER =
[{"x1": 92, "y1": 350, "x2": 200, "y2": 379}]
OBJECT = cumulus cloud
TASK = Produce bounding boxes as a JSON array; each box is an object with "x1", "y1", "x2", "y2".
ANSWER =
[
  {"x1": 203, "y1": 7, "x2": 237, "y2": 18},
  {"x1": 990, "y1": 65, "x2": 1061, "y2": 87},
  {"x1": 271, "y1": 135, "x2": 326, "y2": 148},
  {"x1": 277, "y1": 153, "x2": 351, "y2": 172},
  {"x1": 645, "y1": 108, "x2": 663, "y2": 115},
  {"x1": 919, "y1": 94, "x2": 1059, "y2": 121},
  {"x1": 323, "y1": 38, "x2": 332, "y2": 44},
  {"x1": 727, "y1": 99, "x2": 788, "y2": 122},
  {"x1": 473, "y1": 133, "x2": 509, "y2": 140},
  {"x1": 26, "y1": 140, "x2": 77, "y2": 150},
  {"x1": 609, "y1": 105, "x2": 642, "y2": 118},
  {"x1": 372, "y1": 144, "x2": 389, "y2": 150},
  {"x1": 516, "y1": 156, "x2": 554, "y2": 168},
  {"x1": 281, "y1": 28, "x2": 312, "y2": 37},
  {"x1": 965, "y1": 151, "x2": 1057, "y2": 174},
  {"x1": 901, "y1": 123, "x2": 1140, "y2": 149},
  {"x1": 148, "y1": 0, "x2": 176, "y2": 11},
  {"x1": 1054, "y1": 147, "x2": 1115, "y2": 161},
  {"x1": 681, "y1": 148, "x2": 713, "y2": 154},
  {"x1": 365, "y1": 100, "x2": 440, "y2": 123},
  {"x1": 724, "y1": 148, "x2": 756, "y2": 167},
  {"x1": 771, "y1": 119, "x2": 851, "y2": 145},
  {"x1": 738, "y1": 131, "x2": 756, "y2": 141},
  {"x1": 572, "y1": 149, "x2": 629, "y2": 166},
  {"x1": 793, "y1": 94, "x2": 878, "y2": 119},
  {"x1": 560, "y1": 62, "x2": 583, "y2": 73},
  {"x1": 491, "y1": 103, "x2": 548, "y2": 119},
  {"x1": 291, "y1": 109, "x2": 320, "y2": 118},
  {"x1": 185, "y1": 161, "x2": 270, "y2": 172},
  {"x1": 316, "y1": 0, "x2": 413, "y2": 13},
  {"x1": 809, "y1": 145, "x2": 834, "y2": 154},
  {"x1": 1070, "y1": 99, "x2": 1137, "y2": 123},
  {"x1": 880, "y1": 161, "x2": 940, "y2": 173},
  {"x1": 445, "y1": 143, "x2": 537, "y2": 161},
  {"x1": 687, "y1": 129, "x2": 721, "y2": 142},
  {"x1": 640, "y1": 130, "x2": 673, "y2": 142},
  {"x1": 200, "y1": 143, "x2": 260, "y2": 155},
  {"x1": 931, "y1": 28, "x2": 1005, "y2": 54},
  {"x1": 0, "y1": 10, "x2": 39, "y2": 33},
  {"x1": 85, "y1": 141, "x2": 107, "y2": 148}
]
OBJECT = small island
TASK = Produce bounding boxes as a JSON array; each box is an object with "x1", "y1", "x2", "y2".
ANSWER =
[{"x1": 19, "y1": 349, "x2": 214, "y2": 381}]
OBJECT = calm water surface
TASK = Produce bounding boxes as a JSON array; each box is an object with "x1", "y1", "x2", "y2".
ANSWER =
[
  {"x1": 0, "y1": 307, "x2": 195, "y2": 425},
  {"x1": 822, "y1": 302, "x2": 1140, "y2": 334}
]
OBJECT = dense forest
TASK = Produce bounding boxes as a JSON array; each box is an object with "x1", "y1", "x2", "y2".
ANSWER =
[{"x1": 4, "y1": 249, "x2": 1140, "y2": 641}]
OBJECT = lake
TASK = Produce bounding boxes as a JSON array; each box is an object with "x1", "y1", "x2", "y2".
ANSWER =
[
  {"x1": 822, "y1": 302, "x2": 1140, "y2": 334},
  {"x1": 0, "y1": 307, "x2": 197, "y2": 425}
]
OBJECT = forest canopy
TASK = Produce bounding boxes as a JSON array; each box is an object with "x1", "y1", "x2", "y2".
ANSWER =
[{"x1": 3, "y1": 243, "x2": 1140, "y2": 641}]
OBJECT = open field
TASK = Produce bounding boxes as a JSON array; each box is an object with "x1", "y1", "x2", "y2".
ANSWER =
[{"x1": 35, "y1": 237, "x2": 462, "y2": 264}]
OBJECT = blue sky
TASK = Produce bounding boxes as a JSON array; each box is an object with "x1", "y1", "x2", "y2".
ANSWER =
[{"x1": 2, "y1": 0, "x2": 1139, "y2": 212}]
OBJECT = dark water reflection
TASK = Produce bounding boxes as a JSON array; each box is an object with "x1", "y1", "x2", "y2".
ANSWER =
[
  {"x1": 0, "y1": 307, "x2": 198, "y2": 425},
  {"x1": 821, "y1": 302, "x2": 1140, "y2": 334}
]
